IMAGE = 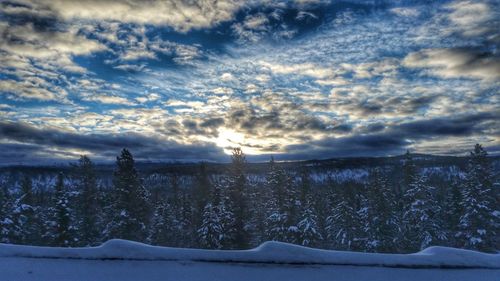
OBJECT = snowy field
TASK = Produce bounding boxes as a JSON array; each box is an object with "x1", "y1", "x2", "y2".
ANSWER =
[{"x1": 1, "y1": 240, "x2": 499, "y2": 281}]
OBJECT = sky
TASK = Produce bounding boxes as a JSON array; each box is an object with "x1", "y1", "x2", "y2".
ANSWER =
[{"x1": 0, "y1": 0, "x2": 499, "y2": 164}]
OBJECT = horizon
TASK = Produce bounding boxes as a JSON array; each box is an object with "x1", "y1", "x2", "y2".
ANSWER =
[
  {"x1": 1, "y1": 0, "x2": 499, "y2": 164},
  {"x1": 1, "y1": 147, "x2": 499, "y2": 168}
]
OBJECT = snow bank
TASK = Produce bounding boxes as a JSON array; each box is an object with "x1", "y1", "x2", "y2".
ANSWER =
[{"x1": 0, "y1": 240, "x2": 498, "y2": 269}]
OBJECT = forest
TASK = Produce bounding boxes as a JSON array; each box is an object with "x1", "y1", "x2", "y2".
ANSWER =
[{"x1": 0, "y1": 144, "x2": 498, "y2": 253}]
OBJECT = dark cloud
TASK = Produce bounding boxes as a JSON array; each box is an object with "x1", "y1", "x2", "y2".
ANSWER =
[
  {"x1": 200, "y1": 117, "x2": 225, "y2": 128},
  {"x1": 396, "y1": 112, "x2": 498, "y2": 137},
  {"x1": 0, "y1": 1, "x2": 58, "y2": 31},
  {"x1": 358, "y1": 101, "x2": 383, "y2": 115},
  {"x1": 226, "y1": 103, "x2": 336, "y2": 135},
  {"x1": 0, "y1": 121, "x2": 226, "y2": 163},
  {"x1": 362, "y1": 123, "x2": 385, "y2": 133},
  {"x1": 275, "y1": 112, "x2": 500, "y2": 160},
  {"x1": 281, "y1": 133, "x2": 410, "y2": 160}
]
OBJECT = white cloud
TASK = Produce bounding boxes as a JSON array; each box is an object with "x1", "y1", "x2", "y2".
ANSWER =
[
  {"x1": 0, "y1": 79, "x2": 68, "y2": 102},
  {"x1": 0, "y1": 23, "x2": 106, "y2": 60},
  {"x1": 212, "y1": 87, "x2": 234, "y2": 95},
  {"x1": 113, "y1": 64, "x2": 147, "y2": 72},
  {"x1": 445, "y1": 0, "x2": 497, "y2": 37},
  {"x1": 82, "y1": 94, "x2": 135, "y2": 105},
  {"x1": 29, "y1": 0, "x2": 244, "y2": 32},
  {"x1": 165, "y1": 100, "x2": 205, "y2": 109},
  {"x1": 260, "y1": 61, "x2": 334, "y2": 79},
  {"x1": 220, "y1": 72, "x2": 235, "y2": 82},
  {"x1": 403, "y1": 48, "x2": 500, "y2": 80},
  {"x1": 390, "y1": 7, "x2": 420, "y2": 17},
  {"x1": 136, "y1": 93, "x2": 161, "y2": 103}
]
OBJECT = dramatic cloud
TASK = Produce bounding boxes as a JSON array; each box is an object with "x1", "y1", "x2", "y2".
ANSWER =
[
  {"x1": 0, "y1": 0, "x2": 498, "y2": 163},
  {"x1": 0, "y1": 121, "x2": 226, "y2": 163}
]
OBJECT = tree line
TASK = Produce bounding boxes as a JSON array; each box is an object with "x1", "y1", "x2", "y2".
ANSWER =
[{"x1": 0, "y1": 145, "x2": 498, "y2": 253}]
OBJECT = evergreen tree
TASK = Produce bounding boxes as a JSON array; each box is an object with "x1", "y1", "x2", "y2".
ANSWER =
[
  {"x1": 11, "y1": 175, "x2": 39, "y2": 244},
  {"x1": 157, "y1": 173, "x2": 188, "y2": 247},
  {"x1": 443, "y1": 181, "x2": 463, "y2": 247},
  {"x1": 179, "y1": 190, "x2": 194, "y2": 247},
  {"x1": 225, "y1": 148, "x2": 250, "y2": 249},
  {"x1": 402, "y1": 150, "x2": 417, "y2": 191},
  {"x1": 297, "y1": 199, "x2": 322, "y2": 247},
  {"x1": 198, "y1": 203, "x2": 224, "y2": 249},
  {"x1": 326, "y1": 184, "x2": 364, "y2": 251},
  {"x1": 148, "y1": 201, "x2": 177, "y2": 246},
  {"x1": 74, "y1": 155, "x2": 100, "y2": 246},
  {"x1": 105, "y1": 149, "x2": 150, "y2": 241},
  {"x1": 0, "y1": 185, "x2": 14, "y2": 243},
  {"x1": 458, "y1": 144, "x2": 499, "y2": 252},
  {"x1": 362, "y1": 168, "x2": 398, "y2": 252},
  {"x1": 193, "y1": 163, "x2": 212, "y2": 239},
  {"x1": 212, "y1": 181, "x2": 234, "y2": 249},
  {"x1": 264, "y1": 157, "x2": 299, "y2": 243},
  {"x1": 298, "y1": 169, "x2": 312, "y2": 208},
  {"x1": 402, "y1": 173, "x2": 445, "y2": 251},
  {"x1": 47, "y1": 173, "x2": 74, "y2": 246}
]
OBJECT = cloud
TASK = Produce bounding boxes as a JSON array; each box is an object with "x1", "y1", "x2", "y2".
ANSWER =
[
  {"x1": 403, "y1": 48, "x2": 500, "y2": 80},
  {"x1": 282, "y1": 133, "x2": 410, "y2": 159},
  {"x1": 278, "y1": 112, "x2": 500, "y2": 159},
  {"x1": 113, "y1": 64, "x2": 147, "y2": 72},
  {"x1": 135, "y1": 93, "x2": 161, "y2": 103},
  {"x1": 7, "y1": 0, "x2": 244, "y2": 32},
  {"x1": 232, "y1": 12, "x2": 298, "y2": 43},
  {"x1": 0, "y1": 121, "x2": 226, "y2": 162},
  {"x1": 1, "y1": 0, "x2": 499, "y2": 163},
  {"x1": 0, "y1": 78, "x2": 68, "y2": 102},
  {"x1": 0, "y1": 15, "x2": 106, "y2": 102},
  {"x1": 396, "y1": 112, "x2": 499, "y2": 137},
  {"x1": 445, "y1": 0, "x2": 499, "y2": 38},
  {"x1": 82, "y1": 94, "x2": 136, "y2": 106},
  {"x1": 390, "y1": 7, "x2": 420, "y2": 17},
  {"x1": 0, "y1": 22, "x2": 106, "y2": 60},
  {"x1": 415, "y1": 0, "x2": 499, "y2": 49},
  {"x1": 260, "y1": 61, "x2": 334, "y2": 79}
]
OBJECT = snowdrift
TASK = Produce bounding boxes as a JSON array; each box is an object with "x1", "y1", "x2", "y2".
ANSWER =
[{"x1": 0, "y1": 240, "x2": 498, "y2": 269}]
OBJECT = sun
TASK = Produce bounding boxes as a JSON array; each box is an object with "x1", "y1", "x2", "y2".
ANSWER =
[{"x1": 215, "y1": 128, "x2": 262, "y2": 155}]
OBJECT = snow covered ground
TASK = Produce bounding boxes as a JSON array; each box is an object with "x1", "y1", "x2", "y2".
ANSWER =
[{"x1": 1, "y1": 240, "x2": 498, "y2": 281}]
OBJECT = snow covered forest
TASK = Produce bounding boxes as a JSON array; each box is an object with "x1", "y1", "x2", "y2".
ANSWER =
[{"x1": 0, "y1": 144, "x2": 498, "y2": 253}]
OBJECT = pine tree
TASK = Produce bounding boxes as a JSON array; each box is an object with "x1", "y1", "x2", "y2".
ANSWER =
[
  {"x1": 298, "y1": 169, "x2": 312, "y2": 208},
  {"x1": 402, "y1": 150, "x2": 417, "y2": 191},
  {"x1": 198, "y1": 203, "x2": 224, "y2": 249},
  {"x1": 47, "y1": 173, "x2": 74, "y2": 246},
  {"x1": 458, "y1": 144, "x2": 499, "y2": 252},
  {"x1": 179, "y1": 190, "x2": 194, "y2": 247},
  {"x1": 11, "y1": 175, "x2": 39, "y2": 244},
  {"x1": 0, "y1": 185, "x2": 14, "y2": 243},
  {"x1": 212, "y1": 181, "x2": 234, "y2": 249},
  {"x1": 148, "y1": 201, "x2": 177, "y2": 246},
  {"x1": 193, "y1": 163, "x2": 212, "y2": 241},
  {"x1": 158, "y1": 173, "x2": 187, "y2": 247},
  {"x1": 105, "y1": 149, "x2": 150, "y2": 241},
  {"x1": 362, "y1": 168, "x2": 398, "y2": 252},
  {"x1": 402, "y1": 173, "x2": 445, "y2": 251},
  {"x1": 443, "y1": 181, "x2": 463, "y2": 247},
  {"x1": 297, "y1": 199, "x2": 322, "y2": 247},
  {"x1": 325, "y1": 184, "x2": 364, "y2": 251},
  {"x1": 74, "y1": 155, "x2": 100, "y2": 246},
  {"x1": 225, "y1": 148, "x2": 250, "y2": 249},
  {"x1": 264, "y1": 157, "x2": 299, "y2": 243}
]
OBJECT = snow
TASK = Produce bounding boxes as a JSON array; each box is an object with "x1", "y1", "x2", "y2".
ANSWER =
[{"x1": 0, "y1": 240, "x2": 499, "y2": 281}]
